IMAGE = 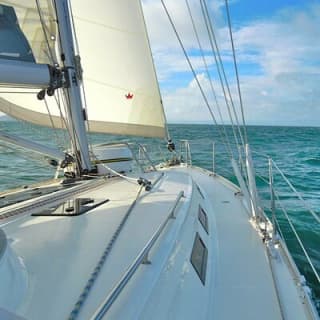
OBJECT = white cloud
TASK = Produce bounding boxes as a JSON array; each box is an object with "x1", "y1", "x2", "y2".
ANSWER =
[{"x1": 142, "y1": 1, "x2": 320, "y2": 126}]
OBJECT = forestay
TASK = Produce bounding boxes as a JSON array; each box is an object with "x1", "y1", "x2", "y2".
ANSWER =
[{"x1": 0, "y1": 0, "x2": 168, "y2": 139}]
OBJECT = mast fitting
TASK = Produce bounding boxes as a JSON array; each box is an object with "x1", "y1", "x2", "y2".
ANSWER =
[{"x1": 37, "y1": 65, "x2": 70, "y2": 100}]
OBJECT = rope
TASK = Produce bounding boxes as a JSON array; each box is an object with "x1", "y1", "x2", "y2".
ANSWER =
[
  {"x1": 91, "y1": 161, "x2": 139, "y2": 184},
  {"x1": 67, "y1": 185, "x2": 144, "y2": 320}
]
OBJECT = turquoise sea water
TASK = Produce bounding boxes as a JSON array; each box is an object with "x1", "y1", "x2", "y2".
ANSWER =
[{"x1": 0, "y1": 121, "x2": 319, "y2": 311}]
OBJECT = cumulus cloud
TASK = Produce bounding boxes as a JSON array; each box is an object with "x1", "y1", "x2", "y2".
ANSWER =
[{"x1": 142, "y1": 0, "x2": 320, "y2": 126}]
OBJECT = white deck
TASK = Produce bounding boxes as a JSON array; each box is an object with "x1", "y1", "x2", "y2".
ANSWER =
[
  {"x1": 0, "y1": 167, "x2": 317, "y2": 319},
  {"x1": 181, "y1": 168, "x2": 283, "y2": 320}
]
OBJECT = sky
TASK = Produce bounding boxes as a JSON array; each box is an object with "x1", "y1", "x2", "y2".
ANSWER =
[{"x1": 141, "y1": 0, "x2": 320, "y2": 126}]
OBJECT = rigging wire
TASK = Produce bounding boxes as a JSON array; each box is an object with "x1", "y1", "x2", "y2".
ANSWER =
[
  {"x1": 62, "y1": 88, "x2": 83, "y2": 172},
  {"x1": 53, "y1": 0, "x2": 88, "y2": 173},
  {"x1": 199, "y1": 0, "x2": 240, "y2": 147},
  {"x1": 184, "y1": 0, "x2": 233, "y2": 156},
  {"x1": 35, "y1": 1, "x2": 72, "y2": 161},
  {"x1": 54, "y1": 88, "x2": 71, "y2": 144},
  {"x1": 52, "y1": 0, "x2": 79, "y2": 170},
  {"x1": 67, "y1": 1, "x2": 95, "y2": 158},
  {"x1": 43, "y1": 97, "x2": 66, "y2": 151},
  {"x1": 160, "y1": 0, "x2": 234, "y2": 159},
  {"x1": 224, "y1": 0, "x2": 248, "y2": 145},
  {"x1": 200, "y1": 0, "x2": 246, "y2": 154}
]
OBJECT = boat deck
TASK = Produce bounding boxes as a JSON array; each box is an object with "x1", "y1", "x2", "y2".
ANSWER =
[
  {"x1": 0, "y1": 166, "x2": 316, "y2": 319},
  {"x1": 182, "y1": 167, "x2": 283, "y2": 319}
]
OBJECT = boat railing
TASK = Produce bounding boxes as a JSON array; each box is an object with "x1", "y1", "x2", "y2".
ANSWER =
[
  {"x1": 251, "y1": 150, "x2": 320, "y2": 299},
  {"x1": 176, "y1": 139, "x2": 235, "y2": 177},
  {"x1": 90, "y1": 139, "x2": 232, "y2": 176},
  {"x1": 179, "y1": 140, "x2": 192, "y2": 166},
  {"x1": 135, "y1": 143, "x2": 157, "y2": 172},
  {"x1": 91, "y1": 190, "x2": 185, "y2": 319},
  {"x1": 174, "y1": 139, "x2": 320, "y2": 303},
  {"x1": 88, "y1": 141, "x2": 158, "y2": 174}
]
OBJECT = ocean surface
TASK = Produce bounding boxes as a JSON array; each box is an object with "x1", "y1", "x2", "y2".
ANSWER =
[{"x1": 0, "y1": 121, "x2": 319, "y2": 311}]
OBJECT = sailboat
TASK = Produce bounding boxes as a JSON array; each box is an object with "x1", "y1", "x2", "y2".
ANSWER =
[{"x1": 0, "y1": 1, "x2": 319, "y2": 319}]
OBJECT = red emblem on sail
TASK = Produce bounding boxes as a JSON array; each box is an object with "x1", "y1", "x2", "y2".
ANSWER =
[{"x1": 125, "y1": 93, "x2": 134, "y2": 99}]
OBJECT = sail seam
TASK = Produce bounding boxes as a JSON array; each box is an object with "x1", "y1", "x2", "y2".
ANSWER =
[{"x1": 73, "y1": 16, "x2": 143, "y2": 34}]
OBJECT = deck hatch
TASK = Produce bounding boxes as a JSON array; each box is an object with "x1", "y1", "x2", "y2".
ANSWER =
[
  {"x1": 190, "y1": 232, "x2": 208, "y2": 285},
  {"x1": 198, "y1": 206, "x2": 209, "y2": 234}
]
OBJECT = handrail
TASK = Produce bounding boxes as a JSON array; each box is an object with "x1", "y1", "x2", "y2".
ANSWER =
[{"x1": 91, "y1": 190, "x2": 185, "y2": 320}]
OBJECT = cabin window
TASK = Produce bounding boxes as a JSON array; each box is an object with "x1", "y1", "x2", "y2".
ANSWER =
[
  {"x1": 198, "y1": 206, "x2": 209, "y2": 234},
  {"x1": 190, "y1": 233, "x2": 208, "y2": 285}
]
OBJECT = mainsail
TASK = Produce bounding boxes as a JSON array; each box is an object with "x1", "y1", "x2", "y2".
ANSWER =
[{"x1": 0, "y1": 0, "x2": 167, "y2": 139}]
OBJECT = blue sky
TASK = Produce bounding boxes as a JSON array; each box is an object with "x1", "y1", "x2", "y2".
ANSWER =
[{"x1": 142, "y1": 0, "x2": 320, "y2": 126}]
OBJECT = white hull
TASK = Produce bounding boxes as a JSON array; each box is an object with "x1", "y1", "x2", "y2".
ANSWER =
[{"x1": 0, "y1": 165, "x2": 317, "y2": 320}]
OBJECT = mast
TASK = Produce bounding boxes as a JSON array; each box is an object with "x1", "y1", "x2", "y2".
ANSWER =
[{"x1": 54, "y1": 0, "x2": 91, "y2": 174}]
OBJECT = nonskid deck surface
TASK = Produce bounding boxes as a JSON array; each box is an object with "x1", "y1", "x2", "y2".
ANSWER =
[
  {"x1": 0, "y1": 167, "x2": 314, "y2": 319},
  {"x1": 0, "y1": 171, "x2": 191, "y2": 319},
  {"x1": 177, "y1": 167, "x2": 283, "y2": 320},
  {"x1": 0, "y1": 180, "x2": 70, "y2": 209}
]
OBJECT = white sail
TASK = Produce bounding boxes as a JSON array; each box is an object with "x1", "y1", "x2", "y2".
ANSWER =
[
  {"x1": 0, "y1": 0, "x2": 168, "y2": 139},
  {"x1": 71, "y1": 0, "x2": 166, "y2": 138}
]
